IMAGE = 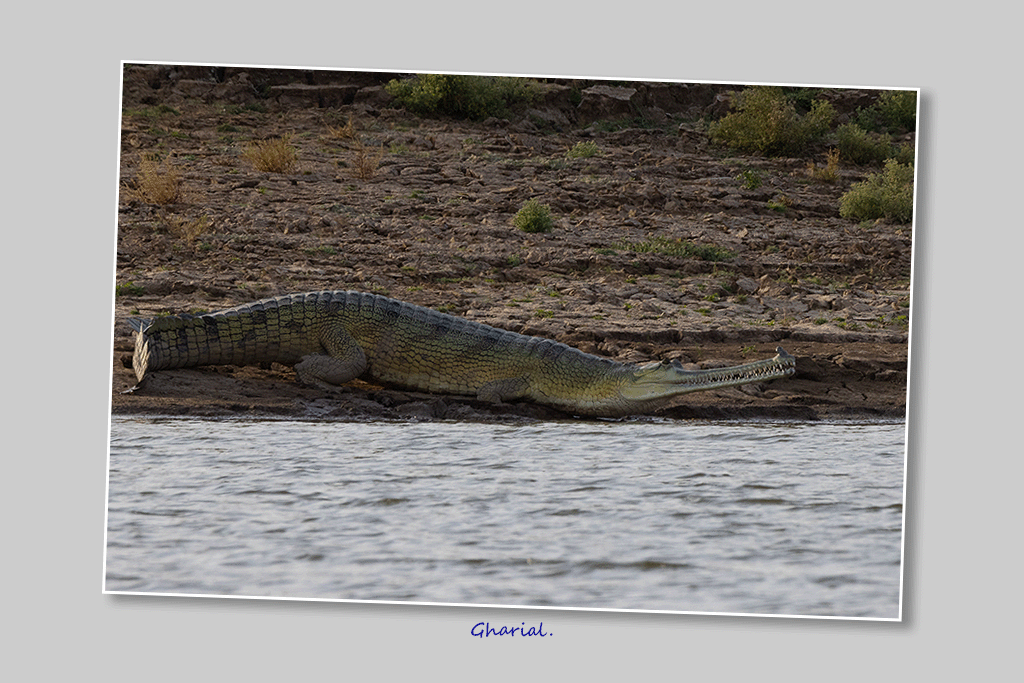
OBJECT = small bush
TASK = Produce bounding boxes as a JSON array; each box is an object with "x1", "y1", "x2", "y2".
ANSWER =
[
  {"x1": 836, "y1": 123, "x2": 893, "y2": 165},
  {"x1": 709, "y1": 86, "x2": 835, "y2": 156},
  {"x1": 737, "y1": 169, "x2": 764, "y2": 190},
  {"x1": 890, "y1": 141, "x2": 916, "y2": 166},
  {"x1": 243, "y1": 135, "x2": 298, "y2": 173},
  {"x1": 123, "y1": 154, "x2": 183, "y2": 205},
  {"x1": 877, "y1": 90, "x2": 918, "y2": 131},
  {"x1": 839, "y1": 158, "x2": 915, "y2": 223},
  {"x1": 856, "y1": 90, "x2": 918, "y2": 133},
  {"x1": 513, "y1": 199, "x2": 554, "y2": 233},
  {"x1": 385, "y1": 74, "x2": 541, "y2": 121}
]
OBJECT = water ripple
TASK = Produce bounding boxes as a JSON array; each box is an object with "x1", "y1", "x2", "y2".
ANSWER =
[{"x1": 106, "y1": 417, "x2": 905, "y2": 618}]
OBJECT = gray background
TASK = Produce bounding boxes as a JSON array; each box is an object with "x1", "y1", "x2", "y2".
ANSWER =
[{"x1": 7, "y1": 1, "x2": 1016, "y2": 679}]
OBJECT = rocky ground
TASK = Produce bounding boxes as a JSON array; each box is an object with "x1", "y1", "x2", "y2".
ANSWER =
[{"x1": 110, "y1": 65, "x2": 912, "y2": 422}]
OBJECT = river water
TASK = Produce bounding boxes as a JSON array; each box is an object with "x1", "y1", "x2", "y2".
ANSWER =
[{"x1": 104, "y1": 416, "x2": 906, "y2": 619}]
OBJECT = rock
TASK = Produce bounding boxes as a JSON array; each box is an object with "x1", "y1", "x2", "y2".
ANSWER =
[
  {"x1": 270, "y1": 84, "x2": 359, "y2": 108},
  {"x1": 576, "y1": 85, "x2": 639, "y2": 126},
  {"x1": 525, "y1": 107, "x2": 572, "y2": 131},
  {"x1": 736, "y1": 277, "x2": 760, "y2": 294},
  {"x1": 531, "y1": 83, "x2": 575, "y2": 113},
  {"x1": 806, "y1": 294, "x2": 837, "y2": 310},
  {"x1": 639, "y1": 299, "x2": 663, "y2": 314},
  {"x1": 758, "y1": 275, "x2": 792, "y2": 296},
  {"x1": 704, "y1": 92, "x2": 733, "y2": 119},
  {"x1": 353, "y1": 85, "x2": 393, "y2": 110}
]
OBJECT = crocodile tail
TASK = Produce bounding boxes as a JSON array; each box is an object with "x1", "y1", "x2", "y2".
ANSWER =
[
  {"x1": 127, "y1": 317, "x2": 149, "y2": 333},
  {"x1": 128, "y1": 314, "x2": 205, "y2": 382},
  {"x1": 131, "y1": 322, "x2": 151, "y2": 382}
]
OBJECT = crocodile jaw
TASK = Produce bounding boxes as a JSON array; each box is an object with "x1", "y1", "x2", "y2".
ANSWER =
[{"x1": 618, "y1": 347, "x2": 797, "y2": 402}]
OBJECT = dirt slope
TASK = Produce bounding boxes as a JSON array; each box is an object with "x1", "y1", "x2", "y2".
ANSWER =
[{"x1": 111, "y1": 66, "x2": 912, "y2": 422}]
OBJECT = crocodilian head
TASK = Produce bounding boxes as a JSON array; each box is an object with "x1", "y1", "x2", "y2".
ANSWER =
[{"x1": 619, "y1": 347, "x2": 796, "y2": 401}]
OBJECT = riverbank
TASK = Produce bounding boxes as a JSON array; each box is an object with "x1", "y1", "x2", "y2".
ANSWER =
[{"x1": 111, "y1": 66, "x2": 912, "y2": 422}]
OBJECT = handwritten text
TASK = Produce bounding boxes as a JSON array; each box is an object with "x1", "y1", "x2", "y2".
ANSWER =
[{"x1": 471, "y1": 622, "x2": 551, "y2": 638}]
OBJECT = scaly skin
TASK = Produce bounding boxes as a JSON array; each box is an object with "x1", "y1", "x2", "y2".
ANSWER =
[{"x1": 129, "y1": 290, "x2": 796, "y2": 417}]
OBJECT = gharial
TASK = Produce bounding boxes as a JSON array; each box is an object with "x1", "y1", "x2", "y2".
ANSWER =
[{"x1": 127, "y1": 290, "x2": 796, "y2": 417}]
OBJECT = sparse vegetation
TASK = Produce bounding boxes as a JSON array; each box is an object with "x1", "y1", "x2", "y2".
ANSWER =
[
  {"x1": 839, "y1": 158, "x2": 915, "y2": 223},
  {"x1": 116, "y1": 281, "x2": 145, "y2": 297},
  {"x1": 566, "y1": 141, "x2": 600, "y2": 159},
  {"x1": 710, "y1": 86, "x2": 835, "y2": 156},
  {"x1": 513, "y1": 199, "x2": 555, "y2": 233},
  {"x1": 114, "y1": 76, "x2": 910, "y2": 420},
  {"x1": 619, "y1": 237, "x2": 735, "y2": 262},
  {"x1": 123, "y1": 104, "x2": 180, "y2": 119},
  {"x1": 243, "y1": 136, "x2": 298, "y2": 173},
  {"x1": 767, "y1": 194, "x2": 793, "y2": 211},
  {"x1": 385, "y1": 74, "x2": 542, "y2": 120}
]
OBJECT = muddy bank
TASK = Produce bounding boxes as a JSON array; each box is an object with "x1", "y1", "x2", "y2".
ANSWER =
[{"x1": 112, "y1": 66, "x2": 911, "y2": 422}]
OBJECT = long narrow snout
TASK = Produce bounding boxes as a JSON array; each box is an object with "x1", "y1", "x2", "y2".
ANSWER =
[{"x1": 620, "y1": 347, "x2": 796, "y2": 401}]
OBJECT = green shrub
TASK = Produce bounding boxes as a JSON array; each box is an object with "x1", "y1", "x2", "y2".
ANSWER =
[
  {"x1": 385, "y1": 74, "x2": 541, "y2": 120},
  {"x1": 836, "y1": 123, "x2": 893, "y2": 165},
  {"x1": 877, "y1": 90, "x2": 918, "y2": 131},
  {"x1": 737, "y1": 169, "x2": 764, "y2": 189},
  {"x1": 785, "y1": 87, "x2": 826, "y2": 113},
  {"x1": 513, "y1": 199, "x2": 554, "y2": 233},
  {"x1": 856, "y1": 89, "x2": 918, "y2": 133},
  {"x1": 709, "y1": 86, "x2": 835, "y2": 156},
  {"x1": 890, "y1": 140, "x2": 916, "y2": 165},
  {"x1": 839, "y1": 158, "x2": 915, "y2": 223},
  {"x1": 837, "y1": 122, "x2": 917, "y2": 166}
]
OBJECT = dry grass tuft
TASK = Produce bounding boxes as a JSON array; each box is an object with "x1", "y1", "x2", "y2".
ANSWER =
[
  {"x1": 162, "y1": 213, "x2": 211, "y2": 244},
  {"x1": 243, "y1": 135, "x2": 298, "y2": 173},
  {"x1": 352, "y1": 140, "x2": 384, "y2": 180},
  {"x1": 123, "y1": 154, "x2": 184, "y2": 205},
  {"x1": 807, "y1": 148, "x2": 840, "y2": 183},
  {"x1": 325, "y1": 116, "x2": 357, "y2": 140}
]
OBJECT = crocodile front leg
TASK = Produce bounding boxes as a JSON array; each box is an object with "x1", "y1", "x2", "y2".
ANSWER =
[{"x1": 294, "y1": 328, "x2": 368, "y2": 389}]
